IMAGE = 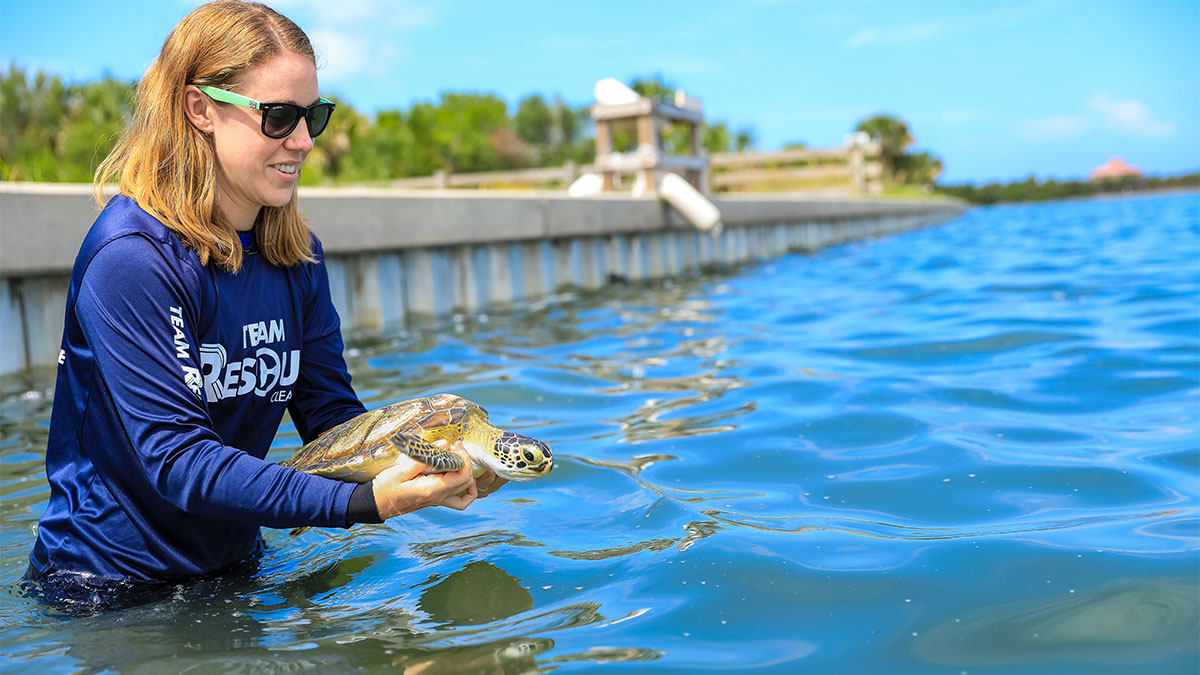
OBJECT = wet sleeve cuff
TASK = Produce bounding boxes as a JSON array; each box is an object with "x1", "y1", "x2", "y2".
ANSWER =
[{"x1": 345, "y1": 482, "x2": 382, "y2": 525}]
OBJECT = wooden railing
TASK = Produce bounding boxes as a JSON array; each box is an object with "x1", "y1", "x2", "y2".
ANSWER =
[
  {"x1": 710, "y1": 145, "x2": 882, "y2": 194},
  {"x1": 386, "y1": 144, "x2": 882, "y2": 195}
]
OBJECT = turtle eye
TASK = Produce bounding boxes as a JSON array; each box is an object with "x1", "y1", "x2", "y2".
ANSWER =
[
  {"x1": 498, "y1": 433, "x2": 551, "y2": 470},
  {"x1": 520, "y1": 439, "x2": 551, "y2": 465}
]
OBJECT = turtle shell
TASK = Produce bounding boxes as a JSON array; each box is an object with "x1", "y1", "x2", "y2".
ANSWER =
[{"x1": 280, "y1": 393, "x2": 484, "y2": 481}]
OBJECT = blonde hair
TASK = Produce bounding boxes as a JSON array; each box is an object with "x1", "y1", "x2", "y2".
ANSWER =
[{"x1": 94, "y1": 0, "x2": 316, "y2": 271}]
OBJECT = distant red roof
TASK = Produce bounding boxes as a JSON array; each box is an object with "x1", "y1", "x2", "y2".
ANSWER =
[{"x1": 1089, "y1": 156, "x2": 1142, "y2": 180}]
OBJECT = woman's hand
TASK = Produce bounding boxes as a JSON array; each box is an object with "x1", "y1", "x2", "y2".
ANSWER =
[
  {"x1": 370, "y1": 440, "x2": 477, "y2": 520},
  {"x1": 475, "y1": 470, "x2": 509, "y2": 499}
]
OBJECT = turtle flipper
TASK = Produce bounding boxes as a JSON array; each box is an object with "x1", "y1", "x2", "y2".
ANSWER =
[{"x1": 390, "y1": 432, "x2": 466, "y2": 473}]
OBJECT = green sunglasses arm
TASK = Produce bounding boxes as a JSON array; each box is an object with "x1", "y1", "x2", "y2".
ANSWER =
[
  {"x1": 196, "y1": 85, "x2": 333, "y2": 108},
  {"x1": 196, "y1": 85, "x2": 262, "y2": 110}
]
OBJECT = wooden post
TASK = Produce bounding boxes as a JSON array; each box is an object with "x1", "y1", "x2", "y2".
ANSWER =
[
  {"x1": 849, "y1": 145, "x2": 864, "y2": 195},
  {"x1": 688, "y1": 119, "x2": 704, "y2": 191},
  {"x1": 637, "y1": 112, "x2": 658, "y2": 194},
  {"x1": 595, "y1": 120, "x2": 614, "y2": 191},
  {"x1": 865, "y1": 142, "x2": 883, "y2": 194},
  {"x1": 434, "y1": 168, "x2": 449, "y2": 190}
]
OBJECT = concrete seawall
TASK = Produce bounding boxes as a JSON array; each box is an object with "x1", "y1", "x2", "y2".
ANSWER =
[{"x1": 0, "y1": 183, "x2": 963, "y2": 375}]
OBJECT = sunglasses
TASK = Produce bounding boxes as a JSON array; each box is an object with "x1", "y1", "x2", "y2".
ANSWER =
[{"x1": 195, "y1": 85, "x2": 335, "y2": 139}]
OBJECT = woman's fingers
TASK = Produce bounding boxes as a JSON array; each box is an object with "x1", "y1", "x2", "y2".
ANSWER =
[
  {"x1": 475, "y1": 470, "x2": 509, "y2": 498},
  {"x1": 371, "y1": 438, "x2": 484, "y2": 518},
  {"x1": 440, "y1": 481, "x2": 478, "y2": 511}
]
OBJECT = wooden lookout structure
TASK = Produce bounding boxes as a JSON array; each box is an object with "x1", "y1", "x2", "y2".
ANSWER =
[{"x1": 590, "y1": 88, "x2": 710, "y2": 195}]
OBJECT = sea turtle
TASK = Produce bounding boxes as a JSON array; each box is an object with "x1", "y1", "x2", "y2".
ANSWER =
[{"x1": 280, "y1": 393, "x2": 553, "y2": 484}]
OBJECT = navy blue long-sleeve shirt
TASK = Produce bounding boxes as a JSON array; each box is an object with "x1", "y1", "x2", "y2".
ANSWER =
[{"x1": 29, "y1": 195, "x2": 369, "y2": 582}]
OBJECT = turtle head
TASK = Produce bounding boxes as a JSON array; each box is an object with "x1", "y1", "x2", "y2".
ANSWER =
[{"x1": 487, "y1": 432, "x2": 553, "y2": 481}]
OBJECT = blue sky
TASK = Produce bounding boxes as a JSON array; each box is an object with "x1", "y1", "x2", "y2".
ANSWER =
[{"x1": 2, "y1": 0, "x2": 1197, "y2": 184}]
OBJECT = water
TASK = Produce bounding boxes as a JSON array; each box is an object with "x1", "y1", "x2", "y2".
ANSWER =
[{"x1": 2, "y1": 192, "x2": 1197, "y2": 673}]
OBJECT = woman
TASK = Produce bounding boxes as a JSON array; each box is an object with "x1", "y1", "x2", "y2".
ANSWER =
[{"x1": 27, "y1": 0, "x2": 503, "y2": 604}]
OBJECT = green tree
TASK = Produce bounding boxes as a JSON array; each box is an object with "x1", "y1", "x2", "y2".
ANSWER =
[
  {"x1": 515, "y1": 94, "x2": 554, "y2": 164},
  {"x1": 935, "y1": 172, "x2": 1200, "y2": 205},
  {"x1": 1, "y1": 67, "x2": 68, "y2": 180},
  {"x1": 855, "y1": 114, "x2": 912, "y2": 180},
  {"x1": 515, "y1": 94, "x2": 553, "y2": 147},
  {"x1": 433, "y1": 92, "x2": 516, "y2": 172},
  {"x1": 894, "y1": 151, "x2": 943, "y2": 186},
  {"x1": 554, "y1": 99, "x2": 581, "y2": 145},
  {"x1": 630, "y1": 75, "x2": 675, "y2": 101},
  {"x1": 300, "y1": 95, "x2": 370, "y2": 184},
  {"x1": 0, "y1": 66, "x2": 131, "y2": 181},
  {"x1": 59, "y1": 77, "x2": 133, "y2": 181},
  {"x1": 705, "y1": 122, "x2": 757, "y2": 154},
  {"x1": 2, "y1": 65, "x2": 785, "y2": 186},
  {"x1": 702, "y1": 122, "x2": 730, "y2": 154},
  {"x1": 734, "y1": 129, "x2": 755, "y2": 152},
  {"x1": 548, "y1": 100, "x2": 593, "y2": 165},
  {"x1": 334, "y1": 109, "x2": 415, "y2": 183},
  {"x1": 854, "y1": 113, "x2": 946, "y2": 186},
  {"x1": 405, "y1": 101, "x2": 444, "y2": 176}
]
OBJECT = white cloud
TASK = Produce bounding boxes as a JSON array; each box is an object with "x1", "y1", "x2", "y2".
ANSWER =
[
  {"x1": 1014, "y1": 115, "x2": 1088, "y2": 140},
  {"x1": 266, "y1": 0, "x2": 435, "y2": 88},
  {"x1": 308, "y1": 29, "x2": 371, "y2": 82},
  {"x1": 845, "y1": 4, "x2": 1055, "y2": 49},
  {"x1": 846, "y1": 22, "x2": 944, "y2": 48},
  {"x1": 1014, "y1": 93, "x2": 1175, "y2": 141},
  {"x1": 270, "y1": 0, "x2": 434, "y2": 29},
  {"x1": 1088, "y1": 93, "x2": 1175, "y2": 137},
  {"x1": 1012, "y1": 91, "x2": 1171, "y2": 140}
]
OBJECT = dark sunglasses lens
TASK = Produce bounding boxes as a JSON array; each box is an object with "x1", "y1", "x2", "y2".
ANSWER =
[
  {"x1": 262, "y1": 106, "x2": 301, "y2": 138},
  {"x1": 306, "y1": 104, "x2": 333, "y2": 137}
]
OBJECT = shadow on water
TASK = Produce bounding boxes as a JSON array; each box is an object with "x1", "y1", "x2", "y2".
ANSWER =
[
  {"x1": 912, "y1": 577, "x2": 1200, "y2": 668},
  {"x1": 418, "y1": 560, "x2": 534, "y2": 626},
  {"x1": 8, "y1": 555, "x2": 555, "y2": 674}
]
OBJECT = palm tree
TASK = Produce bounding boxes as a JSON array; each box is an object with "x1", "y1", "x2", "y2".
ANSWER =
[
  {"x1": 855, "y1": 114, "x2": 913, "y2": 180},
  {"x1": 895, "y1": 151, "x2": 943, "y2": 186}
]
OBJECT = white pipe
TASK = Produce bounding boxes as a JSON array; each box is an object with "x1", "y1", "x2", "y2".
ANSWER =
[{"x1": 659, "y1": 172, "x2": 723, "y2": 234}]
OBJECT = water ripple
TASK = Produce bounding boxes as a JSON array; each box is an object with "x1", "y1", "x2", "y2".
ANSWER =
[{"x1": 701, "y1": 507, "x2": 1196, "y2": 546}]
